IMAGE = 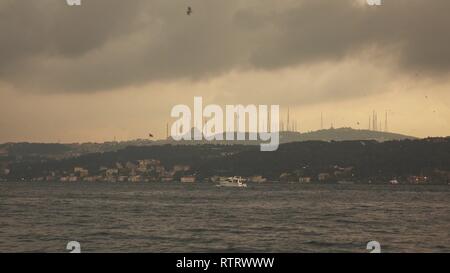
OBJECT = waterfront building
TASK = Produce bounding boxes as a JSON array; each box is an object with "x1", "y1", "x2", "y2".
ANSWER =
[
  {"x1": 180, "y1": 176, "x2": 196, "y2": 183},
  {"x1": 299, "y1": 177, "x2": 312, "y2": 183}
]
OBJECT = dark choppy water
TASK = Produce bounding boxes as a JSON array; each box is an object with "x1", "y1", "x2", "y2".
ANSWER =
[{"x1": 0, "y1": 182, "x2": 449, "y2": 253}]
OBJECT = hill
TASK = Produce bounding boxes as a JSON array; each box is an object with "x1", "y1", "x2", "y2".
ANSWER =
[
  {"x1": 281, "y1": 127, "x2": 416, "y2": 143},
  {"x1": 0, "y1": 128, "x2": 418, "y2": 159},
  {"x1": 167, "y1": 127, "x2": 416, "y2": 145}
]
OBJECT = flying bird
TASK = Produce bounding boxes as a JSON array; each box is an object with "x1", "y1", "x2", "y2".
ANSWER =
[
  {"x1": 187, "y1": 6, "x2": 192, "y2": 15},
  {"x1": 148, "y1": 133, "x2": 154, "y2": 138}
]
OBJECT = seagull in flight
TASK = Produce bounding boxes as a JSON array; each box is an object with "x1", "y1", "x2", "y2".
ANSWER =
[{"x1": 187, "y1": 6, "x2": 192, "y2": 16}]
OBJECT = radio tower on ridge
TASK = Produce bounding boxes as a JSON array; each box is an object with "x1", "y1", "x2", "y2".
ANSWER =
[
  {"x1": 287, "y1": 107, "x2": 290, "y2": 131},
  {"x1": 385, "y1": 111, "x2": 388, "y2": 132}
]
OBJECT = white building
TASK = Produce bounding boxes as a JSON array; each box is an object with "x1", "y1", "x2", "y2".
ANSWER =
[
  {"x1": 74, "y1": 167, "x2": 89, "y2": 177},
  {"x1": 299, "y1": 177, "x2": 312, "y2": 183},
  {"x1": 105, "y1": 168, "x2": 118, "y2": 177}
]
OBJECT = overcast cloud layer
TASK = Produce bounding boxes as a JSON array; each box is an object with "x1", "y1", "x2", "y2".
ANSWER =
[{"x1": 1, "y1": 0, "x2": 450, "y2": 93}]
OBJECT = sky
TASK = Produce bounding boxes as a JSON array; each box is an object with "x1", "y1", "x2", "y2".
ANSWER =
[{"x1": 1, "y1": 0, "x2": 450, "y2": 143}]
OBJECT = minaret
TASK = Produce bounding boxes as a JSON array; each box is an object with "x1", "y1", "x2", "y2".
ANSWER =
[
  {"x1": 373, "y1": 110, "x2": 378, "y2": 131},
  {"x1": 287, "y1": 107, "x2": 290, "y2": 131},
  {"x1": 375, "y1": 111, "x2": 377, "y2": 131},
  {"x1": 385, "y1": 111, "x2": 388, "y2": 132},
  {"x1": 166, "y1": 123, "x2": 169, "y2": 139},
  {"x1": 321, "y1": 112, "x2": 323, "y2": 130}
]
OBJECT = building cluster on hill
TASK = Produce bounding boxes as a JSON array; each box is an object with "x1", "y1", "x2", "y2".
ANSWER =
[
  {"x1": 14, "y1": 159, "x2": 195, "y2": 183},
  {"x1": 278, "y1": 164, "x2": 449, "y2": 185},
  {"x1": 1, "y1": 158, "x2": 449, "y2": 185}
]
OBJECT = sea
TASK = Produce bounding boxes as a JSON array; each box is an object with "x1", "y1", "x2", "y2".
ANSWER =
[{"x1": 0, "y1": 182, "x2": 449, "y2": 253}]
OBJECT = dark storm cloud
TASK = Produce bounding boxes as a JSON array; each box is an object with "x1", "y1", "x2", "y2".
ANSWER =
[
  {"x1": 0, "y1": 0, "x2": 449, "y2": 92},
  {"x1": 246, "y1": 0, "x2": 450, "y2": 73},
  {"x1": 0, "y1": 0, "x2": 141, "y2": 64}
]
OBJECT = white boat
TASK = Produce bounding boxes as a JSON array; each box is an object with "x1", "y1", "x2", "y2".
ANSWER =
[
  {"x1": 389, "y1": 179, "x2": 399, "y2": 185},
  {"x1": 217, "y1": 176, "x2": 247, "y2": 188}
]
